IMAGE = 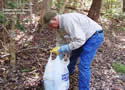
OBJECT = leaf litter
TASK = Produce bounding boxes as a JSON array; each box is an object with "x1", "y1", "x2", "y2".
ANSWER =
[{"x1": 0, "y1": 16, "x2": 125, "y2": 90}]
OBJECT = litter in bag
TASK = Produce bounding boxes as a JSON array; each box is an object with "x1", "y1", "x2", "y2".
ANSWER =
[{"x1": 43, "y1": 53, "x2": 69, "y2": 90}]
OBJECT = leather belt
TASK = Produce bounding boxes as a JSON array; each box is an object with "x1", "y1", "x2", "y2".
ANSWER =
[
  {"x1": 96, "y1": 30, "x2": 103, "y2": 33},
  {"x1": 93, "y1": 30, "x2": 103, "y2": 36}
]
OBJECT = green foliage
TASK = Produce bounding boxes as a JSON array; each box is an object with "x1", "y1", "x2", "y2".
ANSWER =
[
  {"x1": 7, "y1": 0, "x2": 29, "y2": 32},
  {"x1": 104, "y1": 9, "x2": 125, "y2": 20},
  {"x1": 8, "y1": 0, "x2": 28, "y2": 9},
  {"x1": 24, "y1": 19, "x2": 31, "y2": 23},
  {"x1": 55, "y1": 2, "x2": 64, "y2": 9},
  {"x1": 1, "y1": 0, "x2": 28, "y2": 32},
  {"x1": 22, "y1": 69, "x2": 33, "y2": 72},
  {"x1": 8, "y1": 0, "x2": 16, "y2": 9},
  {"x1": 0, "y1": 13, "x2": 5, "y2": 24},
  {"x1": 8, "y1": 20, "x2": 13, "y2": 25},
  {"x1": 16, "y1": 19, "x2": 25, "y2": 32},
  {"x1": 112, "y1": 13, "x2": 125, "y2": 20},
  {"x1": 16, "y1": 22, "x2": 25, "y2": 32},
  {"x1": 117, "y1": 13, "x2": 125, "y2": 20},
  {"x1": 10, "y1": 31, "x2": 15, "y2": 39},
  {"x1": 102, "y1": 0, "x2": 122, "y2": 10},
  {"x1": 102, "y1": 0, "x2": 123, "y2": 19},
  {"x1": 113, "y1": 63, "x2": 125, "y2": 74},
  {"x1": 121, "y1": 27, "x2": 125, "y2": 31}
]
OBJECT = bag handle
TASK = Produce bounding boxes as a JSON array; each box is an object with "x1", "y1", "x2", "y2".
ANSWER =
[
  {"x1": 48, "y1": 53, "x2": 52, "y2": 62},
  {"x1": 48, "y1": 53, "x2": 58, "y2": 61},
  {"x1": 49, "y1": 53, "x2": 69, "y2": 65}
]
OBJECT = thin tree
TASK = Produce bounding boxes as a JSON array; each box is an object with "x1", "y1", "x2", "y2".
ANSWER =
[
  {"x1": 88, "y1": 0, "x2": 102, "y2": 22},
  {"x1": 123, "y1": 0, "x2": 125, "y2": 12},
  {"x1": 39, "y1": 0, "x2": 52, "y2": 25}
]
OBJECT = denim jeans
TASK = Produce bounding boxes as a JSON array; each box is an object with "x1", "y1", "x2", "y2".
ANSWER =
[{"x1": 68, "y1": 31, "x2": 104, "y2": 90}]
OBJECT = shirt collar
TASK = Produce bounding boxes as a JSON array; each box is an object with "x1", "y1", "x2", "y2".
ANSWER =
[{"x1": 58, "y1": 15, "x2": 63, "y2": 29}]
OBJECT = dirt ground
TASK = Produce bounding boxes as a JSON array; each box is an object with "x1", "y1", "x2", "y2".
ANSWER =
[{"x1": 0, "y1": 14, "x2": 125, "y2": 90}]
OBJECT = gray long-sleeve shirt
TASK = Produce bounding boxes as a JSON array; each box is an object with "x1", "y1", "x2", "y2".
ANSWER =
[{"x1": 57, "y1": 13, "x2": 102, "y2": 51}]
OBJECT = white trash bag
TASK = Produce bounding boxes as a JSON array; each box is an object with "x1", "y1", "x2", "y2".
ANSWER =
[{"x1": 43, "y1": 53, "x2": 69, "y2": 90}]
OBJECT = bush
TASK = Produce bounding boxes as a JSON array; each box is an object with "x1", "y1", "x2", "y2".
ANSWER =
[{"x1": 113, "y1": 63, "x2": 125, "y2": 74}]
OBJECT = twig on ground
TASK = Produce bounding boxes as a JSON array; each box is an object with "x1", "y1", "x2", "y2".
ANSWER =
[
  {"x1": 0, "y1": 45, "x2": 49, "y2": 58},
  {"x1": 0, "y1": 40, "x2": 9, "y2": 52}
]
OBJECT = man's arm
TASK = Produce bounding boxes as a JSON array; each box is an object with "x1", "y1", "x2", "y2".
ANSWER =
[{"x1": 63, "y1": 18, "x2": 86, "y2": 51}]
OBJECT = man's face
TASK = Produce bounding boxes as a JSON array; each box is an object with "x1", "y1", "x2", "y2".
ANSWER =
[{"x1": 48, "y1": 16, "x2": 59, "y2": 30}]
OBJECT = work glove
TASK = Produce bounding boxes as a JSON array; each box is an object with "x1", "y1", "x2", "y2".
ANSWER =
[
  {"x1": 58, "y1": 45, "x2": 71, "y2": 54},
  {"x1": 50, "y1": 46, "x2": 60, "y2": 55},
  {"x1": 50, "y1": 46, "x2": 63, "y2": 59},
  {"x1": 50, "y1": 45, "x2": 71, "y2": 60}
]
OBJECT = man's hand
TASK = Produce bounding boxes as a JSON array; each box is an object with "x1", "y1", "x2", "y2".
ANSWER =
[
  {"x1": 50, "y1": 45, "x2": 70, "y2": 54},
  {"x1": 50, "y1": 45, "x2": 70, "y2": 59},
  {"x1": 50, "y1": 46, "x2": 60, "y2": 55}
]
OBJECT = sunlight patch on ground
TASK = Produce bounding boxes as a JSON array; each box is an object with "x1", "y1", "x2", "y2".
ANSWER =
[
  {"x1": 100, "y1": 17, "x2": 112, "y2": 30},
  {"x1": 25, "y1": 73, "x2": 40, "y2": 86},
  {"x1": 112, "y1": 31, "x2": 125, "y2": 42},
  {"x1": 15, "y1": 30, "x2": 25, "y2": 41},
  {"x1": 15, "y1": 14, "x2": 40, "y2": 46},
  {"x1": 115, "y1": 44, "x2": 125, "y2": 49},
  {"x1": 120, "y1": 38, "x2": 125, "y2": 42},
  {"x1": 31, "y1": 14, "x2": 40, "y2": 24},
  {"x1": 15, "y1": 30, "x2": 33, "y2": 45}
]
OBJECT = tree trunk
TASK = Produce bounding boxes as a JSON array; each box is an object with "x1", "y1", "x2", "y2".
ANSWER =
[
  {"x1": 39, "y1": 0, "x2": 52, "y2": 25},
  {"x1": 123, "y1": 0, "x2": 125, "y2": 12},
  {"x1": 88, "y1": 0, "x2": 102, "y2": 22},
  {"x1": 0, "y1": 0, "x2": 3, "y2": 11},
  {"x1": 10, "y1": 15, "x2": 16, "y2": 69}
]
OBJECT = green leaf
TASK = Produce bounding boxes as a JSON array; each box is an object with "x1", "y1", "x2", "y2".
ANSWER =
[
  {"x1": 8, "y1": 0, "x2": 16, "y2": 9},
  {"x1": 22, "y1": 69, "x2": 33, "y2": 72},
  {"x1": 24, "y1": 19, "x2": 31, "y2": 23},
  {"x1": 60, "y1": 2, "x2": 64, "y2": 6},
  {"x1": 55, "y1": 2, "x2": 64, "y2": 9},
  {"x1": 10, "y1": 32, "x2": 15, "y2": 38},
  {"x1": 16, "y1": 23, "x2": 25, "y2": 32},
  {"x1": 113, "y1": 63, "x2": 125, "y2": 74},
  {"x1": 0, "y1": 14, "x2": 5, "y2": 24},
  {"x1": 8, "y1": 20, "x2": 13, "y2": 25},
  {"x1": 121, "y1": 27, "x2": 125, "y2": 31}
]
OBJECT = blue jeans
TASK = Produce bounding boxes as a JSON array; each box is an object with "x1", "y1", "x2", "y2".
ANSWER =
[{"x1": 68, "y1": 31, "x2": 104, "y2": 90}]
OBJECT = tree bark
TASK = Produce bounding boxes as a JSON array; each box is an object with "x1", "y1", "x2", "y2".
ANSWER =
[
  {"x1": 10, "y1": 15, "x2": 16, "y2": 69},
  {"x1": 123, "y1": 0, "x2": 125, "y2": 12},
  {"x1": 88, "y1": 0, "x2": 102, "y2": 22},
  {"x1": 39, "y1": 0, "x2": 52, "y2": 25}
]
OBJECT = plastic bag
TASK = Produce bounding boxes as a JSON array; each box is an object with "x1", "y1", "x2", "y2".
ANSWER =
[{"x1": 43, "y1": 53, "x2": 69, "y2": 90}]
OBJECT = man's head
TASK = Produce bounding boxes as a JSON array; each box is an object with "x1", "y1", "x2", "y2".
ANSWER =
[{"x1": 44, "y1": 11, "x2": 59, "y2": 30}]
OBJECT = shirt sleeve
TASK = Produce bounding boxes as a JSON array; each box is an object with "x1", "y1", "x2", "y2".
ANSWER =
[{"x1": 63, "y1": 18, "x2": 86, "y2": 50}]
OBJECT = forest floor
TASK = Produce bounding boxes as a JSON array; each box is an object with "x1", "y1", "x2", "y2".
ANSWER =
[{"x1": 0, "y1": 14, "x2": 125, "y2": 90}]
